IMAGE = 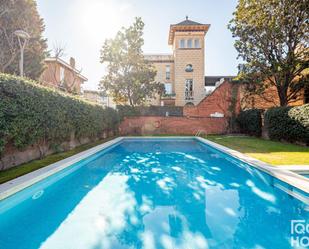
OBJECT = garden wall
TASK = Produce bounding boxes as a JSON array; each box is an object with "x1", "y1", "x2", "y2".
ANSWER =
[
  {"x1": 1, "y1": 130, "x2": 115, "y2": 170},
  {"x1": 119, "y1": 116, "x2": 228, "y2": 135},
  {"x1": 184, "y1": 81, "x2": 241, "y2": 118}
]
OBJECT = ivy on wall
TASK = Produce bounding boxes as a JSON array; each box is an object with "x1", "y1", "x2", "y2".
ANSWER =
[{"x1": 0, "y1": 74, "x2": 119, "y2": 156}]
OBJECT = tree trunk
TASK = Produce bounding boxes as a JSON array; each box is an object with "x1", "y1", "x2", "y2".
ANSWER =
[{"x1": 278, "y1": 87, "x2": 288, "y2": 107}]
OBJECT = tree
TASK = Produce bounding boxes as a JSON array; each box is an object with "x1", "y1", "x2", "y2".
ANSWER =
[
  {"x1": 100, "y1": 17, "x2": 163, "y2": 106},
  {"x1": 0, "y1": 0, "x2": 48, "y2": 80},
  {"x1": 229, "y1": 0, "x2": 309, "y2": 106}
]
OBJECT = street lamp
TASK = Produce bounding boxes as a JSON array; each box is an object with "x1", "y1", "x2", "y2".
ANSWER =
[{"x1": 14, "y1": 30, "x2": 30, "y2": 77}]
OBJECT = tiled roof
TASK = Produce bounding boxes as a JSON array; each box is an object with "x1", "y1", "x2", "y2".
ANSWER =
[{"x1": 174, "y1": 19, "x2": 204, "y2": 26}]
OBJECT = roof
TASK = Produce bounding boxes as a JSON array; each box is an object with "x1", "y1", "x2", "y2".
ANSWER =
[
  {"x1": 174, "y1": 18, "x2": 204, "y2": 26},
  {"x1": 144, "y1": 54, "x2": 174, "y2": 63},
  {"x1": 168, "y1": 17, "x2": 210, "y2": 45},
  {"x1": 45, "y1": 57, "x2": 88, "y2": 81},
  {"x1": 205, "y1": 76, "x2": 236, "y2": 86}
]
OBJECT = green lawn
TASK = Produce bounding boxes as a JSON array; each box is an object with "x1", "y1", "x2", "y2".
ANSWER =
[
  {"x1": 206, "y1": 135, "x2": 309, "y2": 166},
  {"x1": 0, "y1": 137, "x2": 115, "y2": 184}
]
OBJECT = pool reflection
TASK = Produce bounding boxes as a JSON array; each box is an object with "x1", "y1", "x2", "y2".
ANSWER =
[{"x1": 0, "y1": 139, "x2": 308, "y2": 249}]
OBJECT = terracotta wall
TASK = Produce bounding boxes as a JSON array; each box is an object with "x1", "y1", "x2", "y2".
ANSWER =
[
  {"x1": 40, "y1": 61, "x2": 84, "y2": 94},
  {"x1": 184, "y1": 81, "x2": 240, "y2": 117},
  {"x1": 119, "y1": 116, "x2": 228, "y2": 135},
  {"x1": 239, "y1": 84, "x2": 306, "y2": 110}
]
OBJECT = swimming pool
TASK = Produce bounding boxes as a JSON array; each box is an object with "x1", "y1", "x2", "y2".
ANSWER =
[{"x1": 0, "y1": 137, "x2": 308, "y2": 249}]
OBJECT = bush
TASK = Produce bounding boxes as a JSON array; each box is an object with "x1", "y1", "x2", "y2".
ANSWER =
[
  {"x1": 264, "y1": 104, "x2": 309, "y2": 144},
  {"x1": 237, "y1": 109, "x2": 262, "y2": 136},
  {"x1": 0, "y1": 74, "x2": 119, "y2": 155},
  {"x1": 117, "y1": 105, "x2": 183, "y2": 120}
]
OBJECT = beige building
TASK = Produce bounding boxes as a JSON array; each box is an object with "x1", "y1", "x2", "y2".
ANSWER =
[
  {"x1": 145, "y1": 17, "x2": 210, "y2": 106},
  {"x1": 40, "y1": 57, "x2": 87, "y2": 95},
  {"x1": 83, "y1": 90, "x2": 116, "y2": 108}
]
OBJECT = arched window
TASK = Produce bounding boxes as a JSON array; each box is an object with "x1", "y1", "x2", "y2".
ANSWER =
[
  {"x1": 179, "y1": 39, "x2": 185, "y2": 48},
  {"x1": 187, "y1": 39, "x2": 192, "y2": 48},
  {"x1": 194, "y1": 39, "x2": 200, "y2": 48}
]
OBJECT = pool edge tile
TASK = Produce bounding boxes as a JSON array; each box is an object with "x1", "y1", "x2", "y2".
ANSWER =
[{"x1": 0, "y1": 137, "x2": 124, "y2": 201}]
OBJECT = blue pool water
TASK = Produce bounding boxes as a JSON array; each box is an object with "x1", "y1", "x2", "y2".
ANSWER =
[{"x1": 0, "y1": 138, "x2": 308, "y2": 249}]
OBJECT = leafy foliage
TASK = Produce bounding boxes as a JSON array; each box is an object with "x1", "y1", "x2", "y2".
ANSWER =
[
  {"x1": 229, "y1": 0, "x2": 309, "y2": 106},
  {"x1": 117, "y1": 105, "x2": 183, "y2": 120},
  {"x1": 237, "y1": 109, "x2": 262, "y2": 136},
  {"x1": 264, "y1": 104, "x2": 309, "y2": 144},
  {"x1": 0, "y1": 0, "x2": 48, "y2": 80},
  {"x1": 100, "y1": 17, "x2": 164, "y2": 106},
  {"x1": 0, "y1": 74, "x2": 119, "y2": 156}
]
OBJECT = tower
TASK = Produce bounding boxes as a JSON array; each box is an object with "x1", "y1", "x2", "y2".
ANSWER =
[{"x1": 168, "y1": 17, "x2": 210, "y2": 106}]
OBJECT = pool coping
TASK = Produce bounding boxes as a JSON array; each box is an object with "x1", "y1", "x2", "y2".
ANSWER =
[
  {"x1": 0, "y1": 137, "x2": 124, "y2": 201},
  {"x1": 0, "y1": 136, "x2": 308, "y2": 203},
  {"x1": 195, "y1": 137, "x2": 309, "y2": 203}
]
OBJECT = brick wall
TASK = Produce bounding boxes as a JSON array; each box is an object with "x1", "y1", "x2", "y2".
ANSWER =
[
  {"x1": 119, "y1": 116, "x2": 228, "y2": 135},
  {"x1": 184, "y1": 81, "x2": 240, "y2": 117}
]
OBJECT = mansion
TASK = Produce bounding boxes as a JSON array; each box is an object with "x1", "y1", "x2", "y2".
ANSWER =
[{"x1": 145, "y1": 17, "x2": 233, "y2": 106}]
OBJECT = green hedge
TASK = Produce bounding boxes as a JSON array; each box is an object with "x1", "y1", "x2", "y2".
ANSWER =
[
  {"x1": 237, "y1": 109, "x2": 262, "y2": 136},
  {"x1": 117, "y1": 105, "x2": 183, "y2": 120},
  {"x1": 264, "y1": 104, "x2": 309, "y2": 144},
  {"x1": 0, "y1": 74, "x2": 119, "y2": 155}
]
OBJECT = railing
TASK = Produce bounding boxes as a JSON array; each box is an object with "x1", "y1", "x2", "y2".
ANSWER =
[
  {"x1": 185, "y1": 90, "x2": 194, "y2": 100},
  {"x1": 162, "y1": 93, "x2": 176, "y2": 99}
]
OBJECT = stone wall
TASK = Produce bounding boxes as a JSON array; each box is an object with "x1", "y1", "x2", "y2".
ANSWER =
[{"x1": 119, "y1": 116, "x2": 228, "y2": 135}]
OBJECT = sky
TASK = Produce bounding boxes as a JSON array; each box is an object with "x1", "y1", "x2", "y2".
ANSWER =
[{"x1": 37, "y1": 0, "x2": 240, "y2": 90}]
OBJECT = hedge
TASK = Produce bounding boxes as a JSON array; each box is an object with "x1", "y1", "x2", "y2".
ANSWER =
[
  {"x1": 0, "y1": 74, "x2": 119, "y2": 155},
  {"x1": 117, "y1": 105, "x2": 183, "y2": 120},
  {"x1": 264, "y1": 104, "x2": 309, "y2": 144},
  {"x1": 237, "y1": 109, "x2": 262, "y2": 136}
]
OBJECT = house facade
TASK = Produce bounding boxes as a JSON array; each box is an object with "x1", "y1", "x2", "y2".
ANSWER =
[
  {"x1": 146, "y1": 17, "x2": 234, "y2": 107},
  {"x1": 83, "y1": 90, "x2": 116, "y2": 108},
  {"x1": 40, "y1": 57, "x2": 87, "y2": 95}
]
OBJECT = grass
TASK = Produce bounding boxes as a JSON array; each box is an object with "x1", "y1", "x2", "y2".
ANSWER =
[
  {"x1": 0, "y1": 137, "x2": 115, "y2": 184},
  {"x1": 206, "y1": 135, "x2": 309, "y2": 166}
]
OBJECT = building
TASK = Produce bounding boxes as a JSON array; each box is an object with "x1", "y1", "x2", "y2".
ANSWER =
[
  {"x1": 145, "y1": 17, "x2": 235, "y2": 107},
  {"x1": 40, "y1": 57, "x2": 87, "y2": 95},
  {"x1": 83, "y1": 90, "x2": 116, "y2": 108}
]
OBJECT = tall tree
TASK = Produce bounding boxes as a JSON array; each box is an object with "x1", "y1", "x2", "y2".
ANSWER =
[
  {"x1": 100, "y1": 17, "x2": 163, "y2": 106},
  {"x1": 229, "y1": 0, "x2": 309, "y2": 106},
  {"x1": 0, "y1": 0, "x2": 48, "y2": 80}
]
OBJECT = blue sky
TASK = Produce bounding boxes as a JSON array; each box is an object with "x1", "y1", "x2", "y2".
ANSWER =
[{"x1": 37, "y1": 0, "x2": 239, "y2": 90}]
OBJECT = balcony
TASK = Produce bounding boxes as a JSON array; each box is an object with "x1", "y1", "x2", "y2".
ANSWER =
[
  {"x1": 161, "y1": 93, "x2": 176, "y2": 99},
  {"x1": 185, "y1": 91, "x2": 194, "y2": 100}
]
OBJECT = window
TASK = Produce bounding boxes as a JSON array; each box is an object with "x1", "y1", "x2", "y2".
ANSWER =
[
  {"x1": 164, "y1": 83, "x2": 172, "y2": 95},
  {"x1": 187, "y1": 39, "x2": 192, "y2": 48},
  {"x1": 179, "y1": 39, "x2": 185, "y2": 48},
  {"x1": 185, "y1": 79, "x2": 194, "y2": 100},
  {"x1": 194, "y1": 39, "x2": 200, "y2": 48},
  {"x1": 165, "y1": 65, "x2": 171, "y2": 80},
  {"x1": 185, "y1": 64, "x2": 193, "y2": 72},
  {"x1": 59, "y1": 67, "x2": 65, "y2": 86}
]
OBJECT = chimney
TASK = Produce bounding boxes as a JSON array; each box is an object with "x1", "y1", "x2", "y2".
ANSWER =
[{"x1": 70, "y1": 57, "x2": 76, "y2": 69}]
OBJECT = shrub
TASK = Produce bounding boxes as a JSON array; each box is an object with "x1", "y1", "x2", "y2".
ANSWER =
[
  {"x1": 264, "y1": 104, "x2": 309, "y2": 144},
  {"x1": 0, "y1": 74, "x2": 119, "y2": 155},
  {"x1": 237, "y1": 109, "x2": 262, "y2": 136},
  {"x1": 117, "y1": 105, "x2": 183, "y2": 120}
]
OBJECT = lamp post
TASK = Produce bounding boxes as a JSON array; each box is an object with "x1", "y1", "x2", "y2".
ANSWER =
[{"x1": 14, "y1": 30, "x2": 30, "y2": 77}]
